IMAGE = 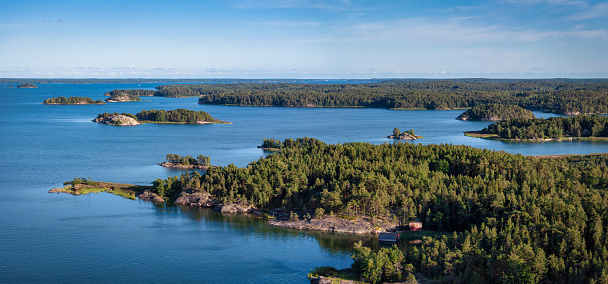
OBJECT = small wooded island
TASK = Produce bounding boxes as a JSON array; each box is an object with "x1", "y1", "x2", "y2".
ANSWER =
[
  {"x1": 44, "y1": 96, "x2": 105, "y2": 105},
  {"x1": 104, "y1": 89, "x2": 153, "y2": 102},
  {"x1": 92, "y1": 108, "x2": 231, "y2": 126},
  {"x1": 159, "y1": 154, "x2": 212, "y2": 170},
  {"x1": 386, "y1": 128, "x2": 422, "y2": 140},
  {"x1": 466, "y1": 114, "x2": 608, "y2": 141},
  {"x1": 17, "y1": 83, "x2": 38, "y2": 88},
  {"x1": 456, "y1": 103, "x2": 536, "y2": 121}
]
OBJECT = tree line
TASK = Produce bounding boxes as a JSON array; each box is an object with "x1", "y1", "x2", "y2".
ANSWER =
[
  {"x1": 456, "y1": 104, "x2": 536, "y2": 121},
  {"x1": 480, "y1": 115, "x2": 608, "y2": 140},
  {"x1": 101, "y1": 80, "x2": 608, "y2": 115},
  {"x1": 147, "y1": 138, "x2": 608, "y2": 282},
  {"x1": 165, "y1": 154, "x2": 210, "y2": 166},
  {"x1": 136, "y1": 109, "x2": 215, "y2": 123},
  {"x1": 44, "y1": 96, "x2": 105, "y2": 105}
]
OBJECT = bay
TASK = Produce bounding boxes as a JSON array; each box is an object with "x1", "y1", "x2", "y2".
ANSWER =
[{"x1": 1, "y1": 83, "x2": 606, "y2": 283}]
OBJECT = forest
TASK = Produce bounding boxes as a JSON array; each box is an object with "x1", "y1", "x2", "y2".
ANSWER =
[
  {"x1": 44, "y1": 96, "x2": 105, "y2": 105},
  {"x1": 149, "y1": 138, "x2": 608, "y2": 282},
  {"x1": 136, "y1": 108, "x2": 215, "y2": 123},
  {"x1": 456, "y1": 104, "x2": 535, "y2": 121},
  {"x1": 479, "y1": 115, "x2": 608, "y2": 140},
  {"x1": 99, "y1": 79, "x2": 608, "y2": 115},
  {"x1": 104, "y1": 89, "x2": 155, "y2": 98}
]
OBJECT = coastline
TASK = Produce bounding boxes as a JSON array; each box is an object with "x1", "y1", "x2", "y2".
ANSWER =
[
  {"x1": 464, "y1": 131, "x2": 608, "y2": 142},
  {"x1": 158, "y1": 162, "x2": 212, "y2": 170},
  {"x1": 50, "y1": 181, "x2": 398, "y2": 234}
]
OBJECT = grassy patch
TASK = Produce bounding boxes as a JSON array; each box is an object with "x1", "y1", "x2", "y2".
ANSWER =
[{"x1": 308, "y1": 266, "x2": 362, "y2": 283}]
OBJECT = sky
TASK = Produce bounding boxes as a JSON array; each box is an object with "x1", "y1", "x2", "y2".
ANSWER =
[{"x1": 1, "y1": 0, "x2": 607, "y2": 79}]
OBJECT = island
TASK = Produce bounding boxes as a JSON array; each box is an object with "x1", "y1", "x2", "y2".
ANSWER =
[
  {"x1": 105, "y1": 93, "x2": 141, "y2": 102},
  {"x1": 104, "y1": 89, "x2": 155, "y2": 102},
  {"x1": 465, "y1": 114, "x2": 608, "y2": 141},
  {"x1": 48, "y1": 177, "x2": 155, "y2": 200},
  {"x1": 50, "y1": 138, "x2": 608, "y2": 283},
  {"x1": 456, "y1": 103, "x2": 535, "y2": 121},
  {"x1": 92, "y1": 108, "x2": 231, "y2": 126},
  {"x1": 159, "y1": 154, "x2": 212, "y2": 170},
  {"x1": 386, "y1": 128, "x2": 422, "y2": 140},
  {"x1": 17, "y1": 83, "x2": 38, "y2": 88},
  {"x1": 44, "y1": 96, "x2": 105, "y2": 105}
]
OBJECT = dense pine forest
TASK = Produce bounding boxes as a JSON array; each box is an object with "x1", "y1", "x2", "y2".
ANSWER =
[
  {"x1": 479, "y1": 115, "x2": 608, "y2": 140},
  {"x1": 149, "y1": 138, "x2": 608, "y2": 282},
  {"x1": 136, "y1": 108, "x2": 216, "y2": 123},
  {"x1": 101, "y1": 80, "x2": 608, "y2": 115},
  {"x1": 456, "y1": 104, "x2": 536, "y2": 121},
  {"x1": 44, "y1": 96, "x2": 105, "y2": 105}
]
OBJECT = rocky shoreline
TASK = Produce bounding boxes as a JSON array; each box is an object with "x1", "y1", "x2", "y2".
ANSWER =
[
  {"x1": 386, "y1": 132, "x2": 422, "y2": 140},
  {"x1": 158, "y1": 162, "x2": 211, "y2": 170},
  {"x1": 269, "y1": 215, "x2": 398, "y2": 234},
  {"x1": 92, "y1": 114, "x2": 140, "y2": 126},
  {"x1": 50, "y1": 182, "x2": 398, "y2": 234}
]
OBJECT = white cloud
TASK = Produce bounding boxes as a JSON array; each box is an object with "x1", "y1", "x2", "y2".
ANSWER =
[{"x1": 571, "y1": 3, "x2": 608, "y2": 19}]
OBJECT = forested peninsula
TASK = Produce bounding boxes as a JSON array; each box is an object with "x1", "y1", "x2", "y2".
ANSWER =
[
  {"x1": 467, "y1": 115, "x2": 608, "y2": 141},
  {"x1": 93, "y1": 109, "x2": 229, "y2": 126},
  {"x1": 105, "y1": 79, "x2": 608, "y2": 115},
  {"x1": 456, "y1": 104, "x2": 535, "y2": 121},
  {"x1": 104, "y1": 91, "x2": 143, "y2": 102},
  {"x1": 54, "y1": 138, "x2": 608, "y2": 283},
  {"x1": 44, "y1": 96, "x2": 105, "y2": 105}
]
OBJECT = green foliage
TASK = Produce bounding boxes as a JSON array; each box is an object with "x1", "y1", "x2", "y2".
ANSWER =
[
  {"x1": 186, "y1": 80, "x2": 608, "y2": 114},
  {"x1": 150, "y1": 138, "x2": 608, "y2": 282},
  {"x1": 457, "y1": 104, "x2": 536, "y2": 121},
  {"x1": 104, "y1": 89, "x2": 155, "y2": 97},
  {"x1": 393, "y1": 128, "x2": 401, "y2": 137},
  {"x1": 352, "y1": 241, "x2": 408, "y2": 284},
  {"x1": 63, "y1": 177, "x2": 98, "y2": 186},
  {"x1": 165, "y1": 154, "x2": 210, "y2": 167},
  {"x1": 481, "y1": 115, "x2": 608, "y2": 139},
  {"x1": 289, "y1": 211, "x2": 299, "y2": 221},
  {"x1": 44, "y1": 96, "x2": 104, "y2": 104},
  {"x1": 260, "y1": 138, "x2": 283, "y2": 149},
  {"x1": 136, "y1": 108, "x2": 214, "y2": 123}
]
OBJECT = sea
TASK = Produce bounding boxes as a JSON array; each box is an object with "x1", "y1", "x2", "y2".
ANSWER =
[{"x1": 1, "y1": 82, "x2": 606, "y2": 283}]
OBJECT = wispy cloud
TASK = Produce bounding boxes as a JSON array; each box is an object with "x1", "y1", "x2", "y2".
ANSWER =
[
  {"x1": 501, "y1": 0, "x2": 587, "y2": 6},
  {"x1": 297, "y1": 16, "x2": 607, "y2": 44},
  {"x1": 246, "y1": 20, "x2": 322, "y2": 27},
  {"x1": 571, "y1": 3, "x2": 608, "y2": 19},
  {"x1": 233, "y1": 0, "x2": 351, "y2": 10}
]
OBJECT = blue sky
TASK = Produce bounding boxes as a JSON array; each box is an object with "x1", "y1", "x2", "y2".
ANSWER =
[{"x1": 1, "y1": 0, "x2": 607, "y2": 78}]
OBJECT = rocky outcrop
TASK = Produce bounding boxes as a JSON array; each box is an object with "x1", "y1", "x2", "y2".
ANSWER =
[
  {"x1": 92, "y1": 114, "x2": 140, "y2": 126},
  {"x1": 174, "y1": 191, "x2": 216, "y2": 207},
  {"x1": 214, "y1": 203, "x2": 255, "y2": 213},
  {"x1": 387, "y1": 132, "x2": 421, "y2": 140},
  {"x1": 269, "y1": 215, "x2": 398, "y2": 234},
  {"x1": 158, "y1": 162, "x2": 210, "y2": 170},
  {"x1": 136, "y1": 190, "x2": 165, "y2": 202},
  {"x1": 105, "y1": 94, "x2": 140, "y2": 102}
]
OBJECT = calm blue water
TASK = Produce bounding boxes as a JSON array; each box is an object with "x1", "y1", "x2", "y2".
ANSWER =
[{"x1": 1, "y1": 83, "x2": 607, "y2": 283}]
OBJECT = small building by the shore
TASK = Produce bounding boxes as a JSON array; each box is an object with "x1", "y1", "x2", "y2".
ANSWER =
[
  {"x1": 409, "y1": 222, "x2": 423, "y2": 231},
  {"x1": 378, "y1": 232, "x2": 400, "y2": 243}
]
